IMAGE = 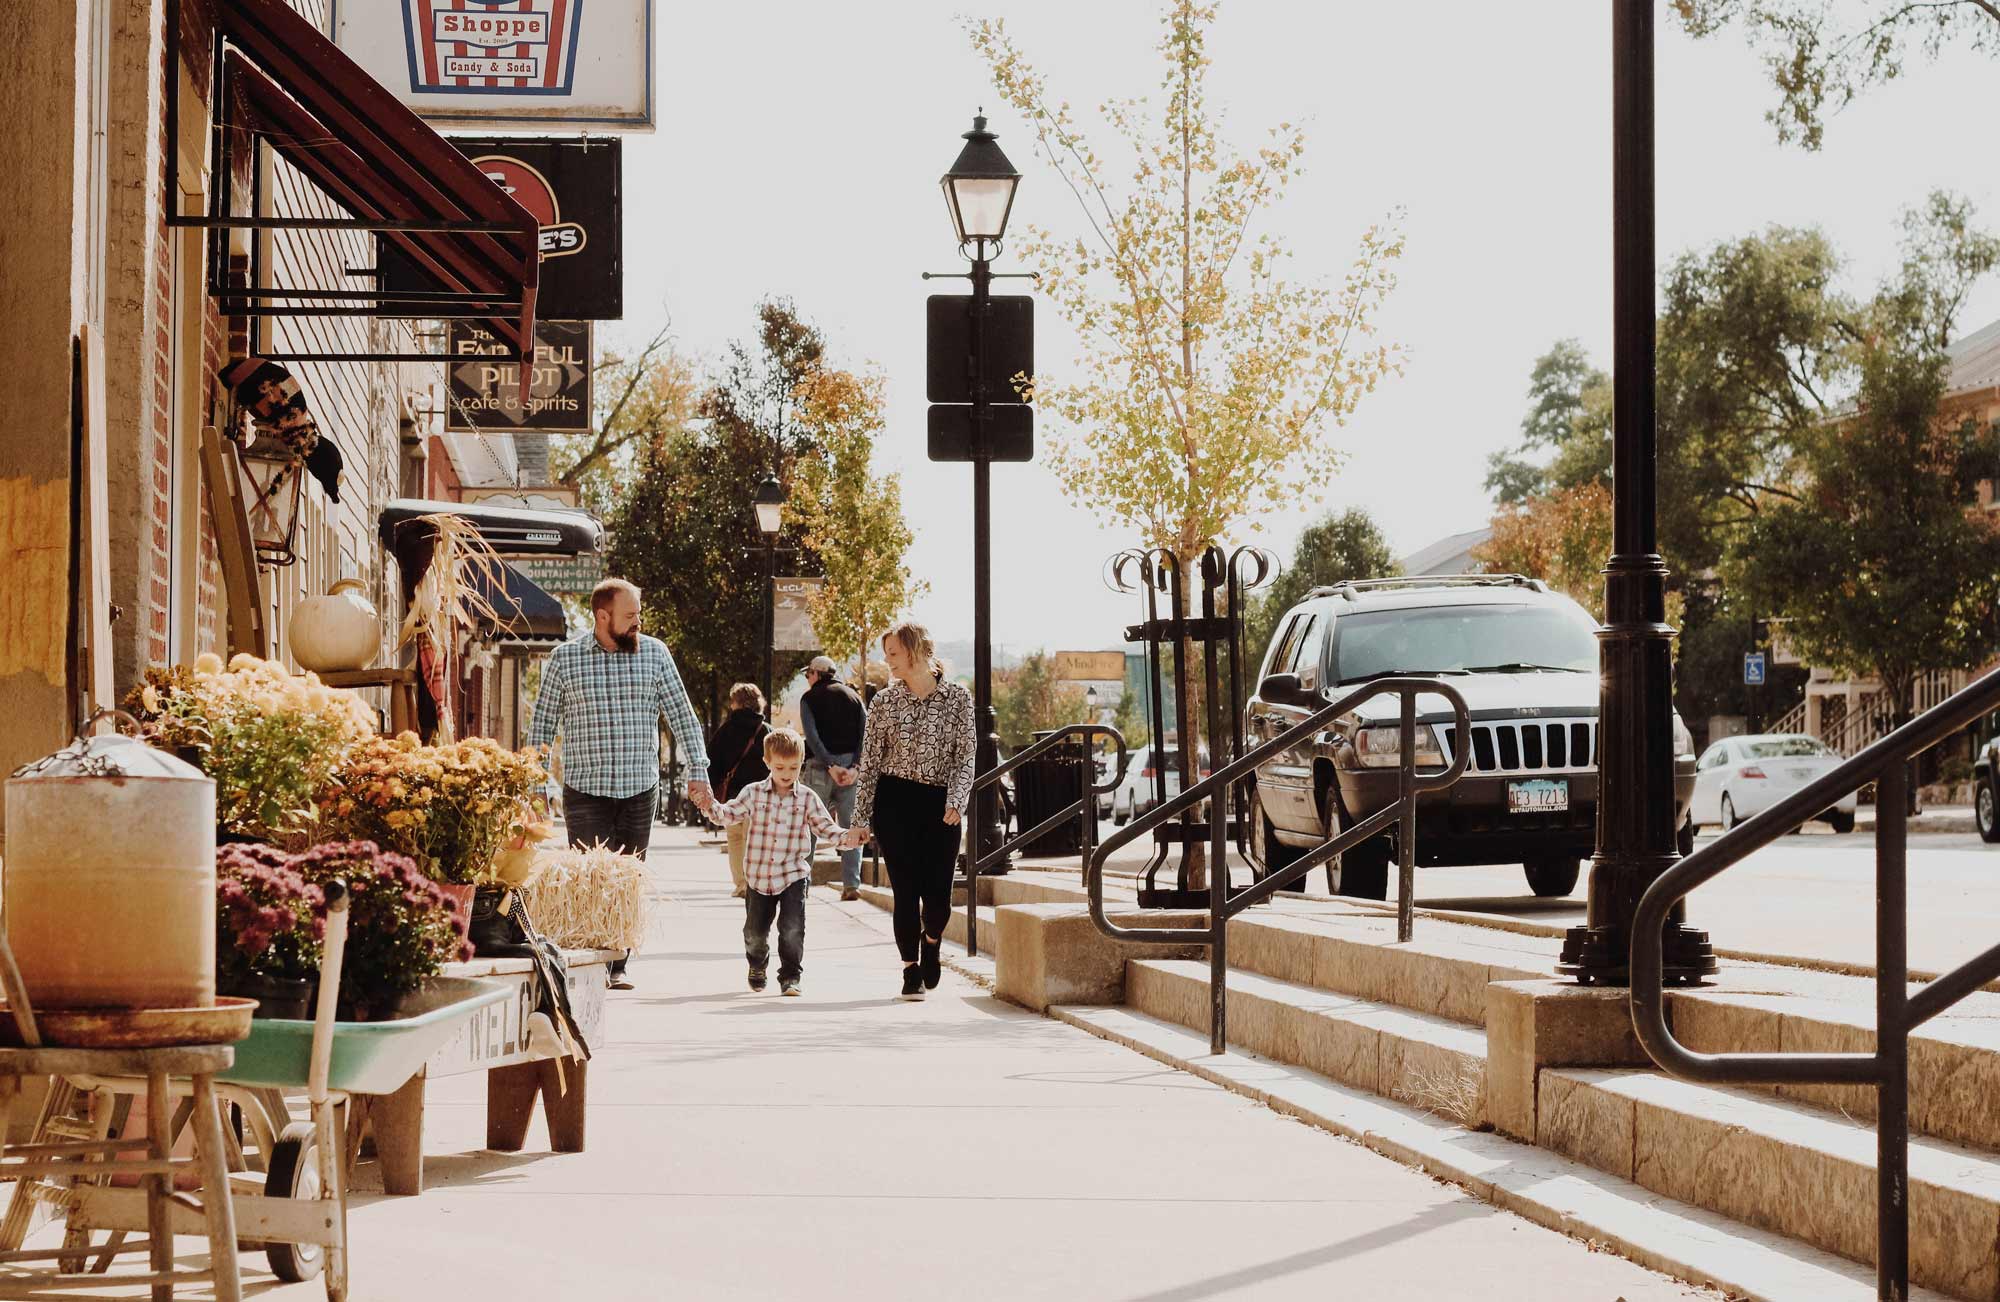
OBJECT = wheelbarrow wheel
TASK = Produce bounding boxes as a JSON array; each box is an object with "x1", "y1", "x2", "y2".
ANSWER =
[{"x1": 264, "y1": 1121, "x2": 325, "y2": 1282}]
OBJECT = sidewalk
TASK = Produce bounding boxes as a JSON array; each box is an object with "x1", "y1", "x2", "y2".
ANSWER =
[{"x1": 244, "y1": 822, "x2": 1711, "y2": 1301}]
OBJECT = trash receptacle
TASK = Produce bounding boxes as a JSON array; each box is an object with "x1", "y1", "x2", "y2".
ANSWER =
[{"x1": 1012, "y1": 729, "x2": 1091, "y2": 857}]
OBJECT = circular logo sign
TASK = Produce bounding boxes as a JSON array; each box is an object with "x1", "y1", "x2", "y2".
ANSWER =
[{"x1": 473, "y1": 155, "x2": 587, "y2": 260}]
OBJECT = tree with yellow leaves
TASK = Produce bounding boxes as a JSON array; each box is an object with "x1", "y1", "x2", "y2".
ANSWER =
[{"x1": 789, "y1": 368, "x2": 926, "y2": 676}]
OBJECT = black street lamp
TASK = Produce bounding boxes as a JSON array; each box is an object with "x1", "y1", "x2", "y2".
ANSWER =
[
  {"x1": 754, "y1": 475, "x2": 785, "y2": 719},
  {"x1": 1556, "y1": 0, "x2": 1716, "y2": 988},
  {"x1": 941, "y1": 112, "x2": 1023, "y2": 875}
]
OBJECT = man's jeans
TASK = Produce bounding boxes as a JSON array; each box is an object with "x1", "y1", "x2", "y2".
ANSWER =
[
  {"x1": 563, "y1": 784, "x2": 655, "y2": 977},
  {"x1": 804, "y1": 757, "x2": 861, "y2": 889},
  {"x1": 744, "y1": 878, "x2": 807, "y2": 984}
]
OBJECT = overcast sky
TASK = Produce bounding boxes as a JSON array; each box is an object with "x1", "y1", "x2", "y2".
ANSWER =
[{"x1": 616, "y1": 1, "x2": 1997, "y2": 657}]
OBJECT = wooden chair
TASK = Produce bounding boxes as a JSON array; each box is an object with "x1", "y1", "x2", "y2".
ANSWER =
[{"x1": 0, "y1": 936, "x2": 242, "y2": 1300}]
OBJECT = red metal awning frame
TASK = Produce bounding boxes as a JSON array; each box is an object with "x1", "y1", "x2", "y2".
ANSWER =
[{"x1": 168, "y1": 0, "x2": 539, "y2": 368}]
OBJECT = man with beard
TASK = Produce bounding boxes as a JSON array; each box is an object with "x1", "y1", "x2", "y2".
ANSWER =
[{"x1": 527, "y1": 577, "x2": 710, "y2": 989}]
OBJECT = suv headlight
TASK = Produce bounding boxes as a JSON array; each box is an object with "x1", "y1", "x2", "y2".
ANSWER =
[
  {"x1": 1672, "y1": 712, "x2": 1694, "y2": 761},
  {"x1": 1353, "y1": 723, "x2": 1445, "y2": 769}
]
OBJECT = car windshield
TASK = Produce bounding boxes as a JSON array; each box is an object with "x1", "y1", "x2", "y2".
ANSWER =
[
  {"x1": 1329, "y1": 603, "x2": 1598, "y2": 683},
  {"x1": 1742, "y1": 737, "x2": 1833, "y2": 759}
]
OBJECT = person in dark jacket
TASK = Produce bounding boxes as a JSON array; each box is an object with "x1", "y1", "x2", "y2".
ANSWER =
[
  {"x1": 799, "y1": 655, "x2": 869, "y2": 899},
  {"x1": 707, "y1": 683, "x2": 771, "y2": 898}
]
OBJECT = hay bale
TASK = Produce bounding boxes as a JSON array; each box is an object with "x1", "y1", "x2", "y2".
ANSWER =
[{"x1": 517, "y1": 845, "x2": 650, "y2": 952}]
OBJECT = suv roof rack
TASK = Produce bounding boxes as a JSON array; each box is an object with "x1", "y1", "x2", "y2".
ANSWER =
[{"x1": 1308, "y1": 574, "x2": 1550, "y2": 601}]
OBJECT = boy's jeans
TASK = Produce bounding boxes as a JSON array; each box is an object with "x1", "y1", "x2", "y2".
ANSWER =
[
  {"x1": 744, "y1": 878, "x2": 807, "y2": 984},
  {"x1": 804, "y1": 756, "x2": 861, "y2": 889}
]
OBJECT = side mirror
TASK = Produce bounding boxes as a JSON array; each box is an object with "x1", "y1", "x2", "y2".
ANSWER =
[{"x1": 1260, "y1": 672, "x2": 1304, "y2": 703}]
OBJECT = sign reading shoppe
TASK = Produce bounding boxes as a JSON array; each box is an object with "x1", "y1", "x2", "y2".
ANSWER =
[{"x1": 330, "y1": 0, "x2": 655, "y2": 132}]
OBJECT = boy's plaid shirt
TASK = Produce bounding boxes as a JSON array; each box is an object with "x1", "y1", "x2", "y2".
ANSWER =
[
  {"x1": 709, "y1": 779, "x2": 844, "y2": 894},
  {"x1": 526, "y1": 632, "x2": 709, "y2": 799}
]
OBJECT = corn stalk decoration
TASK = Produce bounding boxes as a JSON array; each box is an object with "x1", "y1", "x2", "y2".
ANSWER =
[{"x1": 398, "y1": 513, "x2": 523, "y2": 742}]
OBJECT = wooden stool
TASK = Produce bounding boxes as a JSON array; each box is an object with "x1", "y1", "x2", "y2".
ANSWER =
[{"x1": 0, "y1": 952, "x2": 241, "y2": 1301}]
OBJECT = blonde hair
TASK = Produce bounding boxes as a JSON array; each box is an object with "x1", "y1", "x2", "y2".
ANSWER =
[
  {"x1": 763, "y1": 727, "x2": 804, "y2": 759},
  {"x1": 885, "y1": 621, "x2": 946, "y2": 680},
  {"x1": 729, "y1": 682, "x2": 766, "y2": 712}
]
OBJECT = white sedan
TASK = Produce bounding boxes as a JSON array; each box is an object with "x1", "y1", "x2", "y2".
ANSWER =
[{"x1": 1691, "y1": 733, "x2": 1857, "y2": 833}]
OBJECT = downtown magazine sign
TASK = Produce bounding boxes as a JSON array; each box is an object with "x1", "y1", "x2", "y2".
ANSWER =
[{"x1": 331, "y1": 0, "x2": 655, "y2": 131}]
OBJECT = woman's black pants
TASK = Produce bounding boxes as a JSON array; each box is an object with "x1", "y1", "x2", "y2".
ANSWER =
[{"x1": 872, "y1": 775, "x2": 962, "y2": 963}]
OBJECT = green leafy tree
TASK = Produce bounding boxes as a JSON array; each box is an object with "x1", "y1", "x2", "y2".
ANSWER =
[
  {"x1": 992, "y1": 652, "x2": 1091, "y2": 751},
  {"x1": 1726, "y1": 195, "x2": 2000, "y2": 727},
  {"x1": 554, "y1": 320, "x2": 696, "y2": 512},
  {"x1": 1671, "y1": 1, "x2": 2000, "y2": 151},
  {"x1": 788, "y1": 368, "x2": 926, "y2": 674},
  {"x1": 1483, "y1": 340, "x2": 1612, "y2": 504},
  {"x1": 1475, "y1": 483, "x2": 1617, "y2": 621},
  {"x1": 1112, "y1": 683, "x2": 1151, "y2": 751},
  {"x1": 1243, "y1": 509, "x2": 1399, "y2": 664}
]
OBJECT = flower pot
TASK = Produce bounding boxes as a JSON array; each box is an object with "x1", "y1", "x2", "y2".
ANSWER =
[
  {"x1": 224, "y1": 973, "x2": 312, "y2": 1021},
  {"x1": 288, "y1": 577, "x2": 379, "y2": 673}
]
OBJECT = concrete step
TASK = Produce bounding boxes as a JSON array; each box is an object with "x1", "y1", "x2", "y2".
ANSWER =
[
  {"x1": 1126, "y1": 959, "x2": 1490, "y2": 1123},
  {"x1": 1540, "y1": 1066, "x2": 2000, "y2": 1301},
  {"x1": 1054, "y1": 1003, "x2": 1948, "y2": 1302}
]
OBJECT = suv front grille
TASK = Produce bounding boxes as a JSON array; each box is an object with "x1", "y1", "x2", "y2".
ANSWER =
[{"x1": 1438, "y1": 719, "x2": 1596, "y2": 774}]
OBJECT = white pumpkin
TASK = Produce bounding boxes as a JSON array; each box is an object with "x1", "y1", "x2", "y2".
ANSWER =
[{"x1": 288, "y1": 577, "x2": 380, "y2": 672}]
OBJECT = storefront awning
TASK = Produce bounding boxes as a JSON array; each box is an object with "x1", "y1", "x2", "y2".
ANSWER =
[
  {"x1": 476, "y1": 564, "x2": 571, "y2": 648},
  {"x1": 175, "y1": 0, "x2": 539, "y2": 369},
  {"x1": 378, "y1": 499, "x2": 604, "y2": 564}
]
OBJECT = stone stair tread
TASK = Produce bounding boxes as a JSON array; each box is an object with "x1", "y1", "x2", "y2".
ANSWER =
[
  {"x1": 1556, "y1": 1066, "x2": 2000, "y2": 1200},
  {"x1": 1054, "y1": 1004, "x2": 1948, "y2": 1302},
  {"x1": 1132, "y1": 957, "x2": 1488, "y2": 1056}
]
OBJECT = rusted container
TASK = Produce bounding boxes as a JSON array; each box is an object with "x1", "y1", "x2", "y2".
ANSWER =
[{"x1": 4, "y1": 727, "x2": 216, "y2": 1009}]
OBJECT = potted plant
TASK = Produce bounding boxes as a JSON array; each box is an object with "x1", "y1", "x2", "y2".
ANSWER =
[
  {"x1": 287, "y1": 840, "x2": 473, "y2": 1020},
  {"x1": 319, "y1": 732, "x2": 547, "y2": 886},
  {"x1": 214, "y1": 843, "x2": 326, "y2": 1019}
]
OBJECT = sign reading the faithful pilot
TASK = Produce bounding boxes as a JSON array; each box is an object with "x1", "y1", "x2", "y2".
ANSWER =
[
  {"x1": 379, "y1": 137, "x2": 622, "y2": 320},
  {"x1": 331, "y1": 1, "x2": 655, "y2": 131},
  {"x1": 446, "y1": 320, "x2": 592, "y2": 432},
  {"x1": 772, "y1": 577, "x2": 823, "y2": 652}
]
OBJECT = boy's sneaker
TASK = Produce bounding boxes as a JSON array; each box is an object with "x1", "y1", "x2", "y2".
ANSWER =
[
  {"x1": 780, "y1": 981, "x2": 802, "y2": 997},
  {"x1": 899, "y1": 967, "x2": 926, "y2": 1001},
  {"x1": 840, "y1": 888, "x2": 861, "y2": 901},
  {"x1": 747, "y1": 968, "x2": 767, "y2": 992},
  {"x1": 920, "y1": 939, "x2": 942, "y2": 990}
]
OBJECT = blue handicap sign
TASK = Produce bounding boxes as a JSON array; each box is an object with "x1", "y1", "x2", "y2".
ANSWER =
[{"x1": 1743, "y1": 651, "x2": 1767, "y2": 686}]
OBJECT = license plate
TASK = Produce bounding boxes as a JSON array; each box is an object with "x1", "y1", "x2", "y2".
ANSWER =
[{"x1": 1508, "y1": 778, "x2": 1569, "y2": 814}]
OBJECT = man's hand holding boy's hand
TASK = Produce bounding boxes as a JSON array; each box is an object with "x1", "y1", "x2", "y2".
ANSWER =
[{"x1": 839, "y1": 826, "x2": 870, "y2": 850}]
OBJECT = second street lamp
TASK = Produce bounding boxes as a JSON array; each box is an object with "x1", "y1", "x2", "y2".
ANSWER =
[
  {"x1": 754, "y1": 475, "x2": 785, "y2": 719},
  {"x1": 940, "y1": 111, "x2": 1023, "y2": 878}
]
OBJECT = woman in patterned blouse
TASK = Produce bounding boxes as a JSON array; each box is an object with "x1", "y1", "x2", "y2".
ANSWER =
[{"x1": 842, "y1": 621, "x2": 976, "y2": 1001}]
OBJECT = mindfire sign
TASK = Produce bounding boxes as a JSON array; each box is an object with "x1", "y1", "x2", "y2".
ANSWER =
[
  {"x1": 331, "y1": 0, "x2": 655, "y2": 132},
  {"x1": 446, "y1": 319, "x2": 592, "y2": 432}
]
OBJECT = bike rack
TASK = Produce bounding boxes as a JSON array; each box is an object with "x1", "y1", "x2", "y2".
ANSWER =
[
  {"x1": 1632, "y1": 663, "x2": 2000, "y2": 1301},
  {"x1": 963, "y1": 724, "x2": 1129, "y2": 958},
  {"x1": 1090, "y1": 678, "x2": 1471, "y2": 1054}
]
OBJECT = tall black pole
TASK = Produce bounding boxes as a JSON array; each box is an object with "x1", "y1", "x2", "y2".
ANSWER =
[
  {"x1": 1558, "y1": 0, "x2": 1715, "y2": 986},
  {"x1": 970, "y1": 243, "x2": 1010, "y2": 877},
  {"x1": 763, "y1": 538, "x2": 776, "y2": 720}
]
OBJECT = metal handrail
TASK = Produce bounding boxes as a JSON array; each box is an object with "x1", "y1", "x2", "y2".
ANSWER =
[
  {"x1": 961, "y1": 724, "x2": 1129, "y2": 958},
  {"x1": 1632, "y1": 661, "x2": 2000, "y2": 1301},
  {"x1": 1089, "y1": 678, "x2": 1472, "y2": 1053}
]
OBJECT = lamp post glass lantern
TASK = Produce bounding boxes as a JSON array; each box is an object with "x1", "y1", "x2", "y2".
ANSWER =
[
  {"x1": 941, "y1": 110, "x2": 1022, "y2": 879},
  {"x1": 753, "y1": 476, "x2": 784, "y2": 718}
]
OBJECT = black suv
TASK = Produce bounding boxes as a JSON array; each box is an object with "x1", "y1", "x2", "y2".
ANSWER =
[{"x1": 1245, "y1": 575, "x2": 1697, "y2": 899}]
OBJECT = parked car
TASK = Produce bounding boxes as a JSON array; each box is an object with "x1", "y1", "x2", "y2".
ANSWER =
[
  {"x1": 1967, "y1": 732, "x2": 2000, "y2": 843},
  {"x1": 1244, "y1": 575, "x2": 1698, "y2": 899},
  {"x1": 1110, "y1": 744, "x2": 1210, "y2": 825},
  {"x1": 1690, "y1": 734, "x2": 1856, "y2": 833}
]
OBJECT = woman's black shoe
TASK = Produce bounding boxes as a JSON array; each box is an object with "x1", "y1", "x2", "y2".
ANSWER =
[
  {"x1": 899, "y1": 966, "x2": 926, "y2": 1001},
  {"x1": 920, "y1": 939, "x2": 942, "y2": 990}
]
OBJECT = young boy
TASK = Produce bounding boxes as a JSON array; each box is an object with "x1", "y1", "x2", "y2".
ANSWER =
[{"x1": 704, "y1": 728, "x2": 847, "y2": 996}]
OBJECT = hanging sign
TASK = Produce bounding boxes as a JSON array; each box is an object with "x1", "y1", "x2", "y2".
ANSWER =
[
  {"x1": 380, "y1": 138, "x2": 622, "y2": 321},
  {"x1": 447, "y1": 319, "x2": 592, "y2": 432},
  {"x1": 331, "y1": 0, "x2": 655, "y2": 131},
  {"x1": 773, "y1": 577, "x2": 823, "y2": 652}
]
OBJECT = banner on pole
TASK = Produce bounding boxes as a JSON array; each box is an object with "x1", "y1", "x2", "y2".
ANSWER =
[{"x1": 772, "y1": 576, "x2": 822, "y2": 652}]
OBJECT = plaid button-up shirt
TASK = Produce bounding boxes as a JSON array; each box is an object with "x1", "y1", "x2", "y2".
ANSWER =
[
  {"x1": 708, "y1": 778, "x2": 844, "y2": 894},
  {"x1": 527, "y1": 632, "x2": 709, "y2": 799}
]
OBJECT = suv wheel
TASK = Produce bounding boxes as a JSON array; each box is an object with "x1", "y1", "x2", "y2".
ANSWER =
[
  {"x1": 1523, "y1": 857, "x2": 1580, "y2": 898},
  {"x1": 1979, "y1": 780, "x2": 2000, "y2": 844},
  {"x1": 1827, "y1": 810, "x2": 1856, "y2": 835},
  {"x1": 1323, "y1": 790, "x2": 1390, "y2": 900},
  {"x1": 1678, "y1": 817, "x2": 1696, "y2": 858},
  {"x1": 1258, "y1": 802, "x2": 1304, "y2": 882}
]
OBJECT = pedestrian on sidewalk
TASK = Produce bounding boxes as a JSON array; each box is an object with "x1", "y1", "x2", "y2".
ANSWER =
[
  {"x1": 799, "y1": 654, "x2": 868, "y2": 900},
  {"x1": 705, "y1": 728, "x2": 847, "y2": 997},
  {"x1": 527, "y1": 578, "x2": 711, "y2": 991},
  {"x1": 841, "y1": 621, "x2": 975, "y2": 1002},
  {"x1": 707, "y1": 683, "x2": 772, "y2": 899}
]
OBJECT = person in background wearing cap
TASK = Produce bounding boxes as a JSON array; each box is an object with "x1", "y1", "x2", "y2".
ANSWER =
[{"x1": 798, "y1": 655, "x2": 868, "y2": 900}]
